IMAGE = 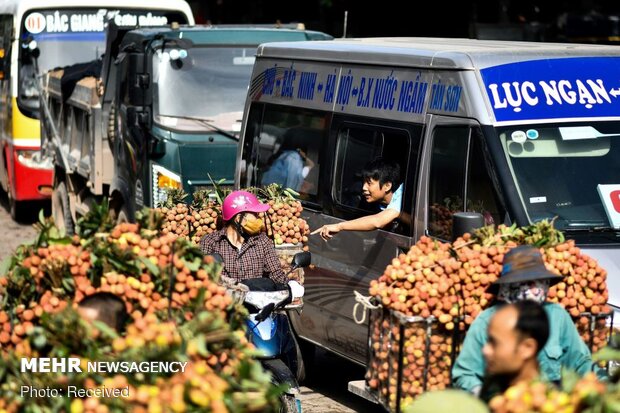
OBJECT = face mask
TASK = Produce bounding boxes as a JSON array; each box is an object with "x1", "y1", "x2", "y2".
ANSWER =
[
  {"x1": 241, "y1": 216, "x2": 264, "y2": 236},
  {"x1": 497, "y1": 280, "x2": 550, "y2": 304}
]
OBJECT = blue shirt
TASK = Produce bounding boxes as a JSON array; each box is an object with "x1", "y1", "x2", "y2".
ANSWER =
[
  {"x1": 379, "y1": 184, "x2": 402, "y2": 213},
  {"x1": 261, "y1": 150, "x2": 304, "y2": 191},
  {"x1": 452, "y1": 302, "x2": 605, "y2": 393}
]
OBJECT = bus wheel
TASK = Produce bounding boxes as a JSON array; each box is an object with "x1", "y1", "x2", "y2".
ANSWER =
[{"x1": 52, "y1": 181, "x2": 74, "y2": 235}]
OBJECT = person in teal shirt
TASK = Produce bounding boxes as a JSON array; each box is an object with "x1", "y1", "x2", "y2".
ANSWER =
[{"x1": 452, "y1": 245, "x2": 605, "y2": 396}]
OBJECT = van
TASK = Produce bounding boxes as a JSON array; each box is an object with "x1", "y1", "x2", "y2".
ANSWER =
[{"x1": 235, "y1": 37, "x2": 620, "y2": 366}]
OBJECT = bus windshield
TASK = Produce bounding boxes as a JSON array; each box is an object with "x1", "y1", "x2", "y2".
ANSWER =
[
  {"x1": 498, "y1": 122, "x2": 620, "y2": 231},
  {"x1": 152, "y1": 46, "x2": 257, "y2": 132},
  {"x1": 18, "y1": 8, "x2": 188, "y2": 115}
]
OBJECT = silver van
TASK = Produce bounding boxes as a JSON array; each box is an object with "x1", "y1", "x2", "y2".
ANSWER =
[{"x1": 235, "y1": 37, "x2": 620, "y2": 366}]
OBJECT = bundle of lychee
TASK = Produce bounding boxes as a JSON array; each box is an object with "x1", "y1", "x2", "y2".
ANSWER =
[
  {"x1": 366, "y1": 235, "x2": 468, "y2": 406},
  {"x1": 366, "y1": 219, "x2": 612, "y2": 405},
  {"x1": 0, "y1": 207, "x2": 234, "y2": 354},
  {"x1": 488, "y1": 371, "x2": 606, "y2": 413},
  {"x1": 461, "y1": 222, "x2": 612, "y2": 349},
  {"x1": 157, "y1": 188, "x2": 221, "y2": 245},
  {"x1": 260, "y1": 184, "x2": 310, "y2": 248},
  {"x1": 0, "y1": 297, "x2": 281, "y2": 413},
  {"x1": 373, "y1": 220, "x2": 611, "y2": 331},
  {"x1": 369, "y1": 235, "x2": 463, "y2": 328}
]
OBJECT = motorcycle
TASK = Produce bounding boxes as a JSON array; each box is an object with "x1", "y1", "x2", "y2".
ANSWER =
[{"x1": 215, "y1": 251, "x2": 311, "y2": 413}]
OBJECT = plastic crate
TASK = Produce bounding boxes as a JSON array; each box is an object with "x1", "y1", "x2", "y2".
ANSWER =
[{"x1": 365, "y1": 307, "x2": 464, "y2": 413}]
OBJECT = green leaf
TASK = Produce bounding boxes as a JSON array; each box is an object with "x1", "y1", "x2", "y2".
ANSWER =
[
  {"x1": 0, "y1": 256, "x2": 14, "y2": 276},
  {"x1": 61, "y1": 277, "x2": 75, "y2": 292},
  {"x1": 48, "y1": 237, "x2": 72, "y2": 246},
  {"x1": 182, "y1": 257, "x2": 201, "y2": 272},
  {"x1": 561, "y1": 368, "x2": 580, "y2": 393},
  {"x1": 593, "y1": 346, "x2": 620, "y2": 363},
  {"x1": 194, "y1": 337, "x2": 209, "y2": 357},
  {"x1": 138, "y1": 256, "x2": 161, "y2": 277},
  {"x1": 604, "y1": 399, "x2": 620, "y2": 413}
]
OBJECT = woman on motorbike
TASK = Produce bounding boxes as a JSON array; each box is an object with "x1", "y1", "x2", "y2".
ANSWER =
[{"x1": 199, "y1": 190, "x2": 288, "y2": 285}]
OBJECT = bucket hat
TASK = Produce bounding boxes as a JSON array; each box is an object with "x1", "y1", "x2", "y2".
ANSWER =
[{"x1": 488, "y1": 245, "x2": 563, "y2": 294}]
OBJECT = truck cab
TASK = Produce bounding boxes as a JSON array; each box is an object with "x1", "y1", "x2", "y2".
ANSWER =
[{"x1": 41, "y1": 24, "x2": 333, "y2": 231}]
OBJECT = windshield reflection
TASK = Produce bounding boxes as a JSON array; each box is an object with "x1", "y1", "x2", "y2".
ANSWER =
[
  {"x1": 19, "y1": 33, "x2": 105, "y2": 113},
  {"x1": 152, "y1": 46, "x2": 255, "y2": 132},
  {"x1": 498, "y1": 122, "x2": 620, "y2": 230}
]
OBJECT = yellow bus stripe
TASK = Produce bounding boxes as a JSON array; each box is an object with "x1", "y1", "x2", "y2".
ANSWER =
[{"x1": 11, "y1": 97, "x2": 40, "y2": 141}]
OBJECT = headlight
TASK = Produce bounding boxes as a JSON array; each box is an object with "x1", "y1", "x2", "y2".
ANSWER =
[
  {"x1": 16, "y1": 150, "x2": 53, "y2": 170},
  {"x1": 152, "y1": 164, "x2": 182, "y2": 207}
]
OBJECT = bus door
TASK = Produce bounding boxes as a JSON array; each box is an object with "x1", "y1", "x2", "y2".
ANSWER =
[{"x1": 304, "y1": 115, "x2": 422, "y2": 364}]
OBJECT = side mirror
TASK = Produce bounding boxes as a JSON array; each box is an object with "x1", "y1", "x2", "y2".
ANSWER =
[
  {"x1": 452, "y1": 212, "x2": 485, "y2": 241},
  {"x1": 127, "y1": 53, "x2": 151, "y2": 106},
  {"x1": 290, "y1": 251, "x2": 311, "y2": 269}
]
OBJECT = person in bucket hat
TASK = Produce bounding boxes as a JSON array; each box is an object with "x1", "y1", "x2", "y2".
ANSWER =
[
  {"x1": 199, "y1": 190, "x2": 288, "y2": 284},
  {"x1": 452, "y1": 245, "x2": 605, "y2": 399}
]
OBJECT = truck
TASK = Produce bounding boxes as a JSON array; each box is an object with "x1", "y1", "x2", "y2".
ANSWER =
[{"x1": 38, "y1": 24, "x2": 332, "y2": 233}]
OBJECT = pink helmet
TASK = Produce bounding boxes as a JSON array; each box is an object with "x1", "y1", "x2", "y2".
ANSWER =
[{"x1": 221, "y1": 190, "x2": 270, "y2": 221}]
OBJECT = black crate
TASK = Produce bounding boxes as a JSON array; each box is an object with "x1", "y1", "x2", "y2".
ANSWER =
[{"x1": 365, "y1": 307, "x2": 464, "y2": 413}]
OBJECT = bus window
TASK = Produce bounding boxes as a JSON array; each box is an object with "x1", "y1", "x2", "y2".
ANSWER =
[
  {"x1": 428, "y1": 126, "x2": 505, "y2": 240},
  {"x1": 428, "y1": 126, "x2": 469, "y2": 240},
  {"x1": 334, "y1": 127, "x2": 383, "y2": 211},
  {"x1": 333, "y1": 123, "x2": 411, "y2": 233},
  {"x1": 241, "y1": 104, "x2": 328, "y2": 204},
  {"x1": 467, "y1": 129, "x2": 506, "y2": 228}
]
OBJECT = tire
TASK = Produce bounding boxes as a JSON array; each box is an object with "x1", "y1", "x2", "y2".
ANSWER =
[
  {"x1": 115, "y1": 207, "x2": 130, "y2": 224},
  {"x1": 6, "y1": 185, "x2": 22, "y2": 222},
  {"x1": 292, "y1": 333, "x2": 306, "y2": 383},
  {"x1": 297, "y1": 339, "x2": 316, "y2": 382},
  {"x1": 279, "y1": 394, "x2": 299, "y2": 413},
  {"x1": 262, "y1": 358, "x2": 300, "y2": 412},
  {"x1": 52, "y1": 180, "x2": 74, "y2": 235}
]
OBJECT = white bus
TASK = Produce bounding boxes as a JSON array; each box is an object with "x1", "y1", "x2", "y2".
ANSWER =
[
  {"x1": 0, "y1": 0, "x2": 194, "y2": 220},
  {"x1": 237, "y1": 37, "x2": 620, "y2": 367}
]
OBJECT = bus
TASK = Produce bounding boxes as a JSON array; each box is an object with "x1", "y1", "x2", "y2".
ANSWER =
[
  {"x1": 0, "y1": 0, "x2": 194, "y2": 220},
  {"x1": 236, "y1": 37, "x2": 620, "y2": 367}
]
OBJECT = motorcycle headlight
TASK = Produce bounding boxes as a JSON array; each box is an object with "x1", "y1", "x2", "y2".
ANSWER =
[
  {"x1": 152, "y1": 164, "x2": 182, "y2": 207},
  {"x1": 16, "y1": 150, "x2": 53, "y2": 170}
]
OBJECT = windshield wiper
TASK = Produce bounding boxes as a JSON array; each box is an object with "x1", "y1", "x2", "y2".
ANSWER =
[{"x1": 162, "y1": 115, "x2": 239, "y2": 141}]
